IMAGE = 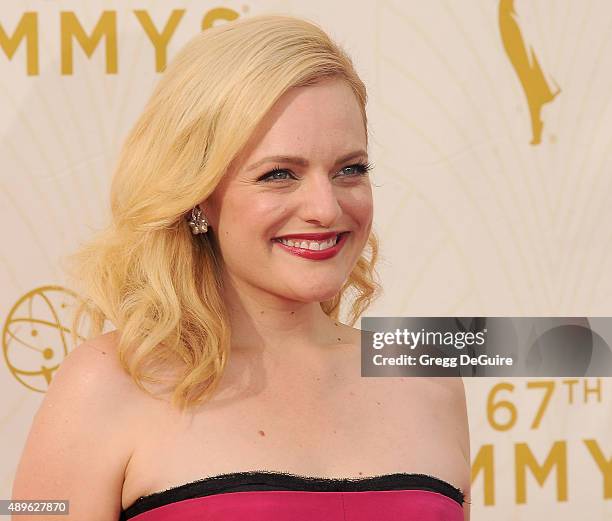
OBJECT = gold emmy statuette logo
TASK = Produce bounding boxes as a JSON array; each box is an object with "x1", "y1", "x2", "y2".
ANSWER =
[
  {"x1": 499, "y1": 0, "x2": 560, "y2": 145},
  {"x1": 2, "y1": 285, "x2": 85, "y2": 392}
]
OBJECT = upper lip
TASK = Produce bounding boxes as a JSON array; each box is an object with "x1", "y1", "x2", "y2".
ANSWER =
[{"x1": 273, "y1": 231, "x2": 348, "y2": 240}]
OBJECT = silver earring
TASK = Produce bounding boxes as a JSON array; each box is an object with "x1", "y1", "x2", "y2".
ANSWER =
[{"x1": 187, "y1": 206, "x2": 209, "y2": 234}]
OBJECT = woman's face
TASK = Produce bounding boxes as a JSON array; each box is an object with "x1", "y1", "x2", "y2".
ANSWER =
[{"x1": 202, "y1": 77, "x2": 373, "y2": 303}]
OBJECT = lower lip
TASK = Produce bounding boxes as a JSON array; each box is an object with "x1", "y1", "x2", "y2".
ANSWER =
[{"x1": 272, "y1": 233, "x2": 349, "y2": 260}]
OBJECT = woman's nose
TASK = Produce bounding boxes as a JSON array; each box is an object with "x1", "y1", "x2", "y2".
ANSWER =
[{"x1": 299, "y1": 174, "x2": 343, "y2": 227}]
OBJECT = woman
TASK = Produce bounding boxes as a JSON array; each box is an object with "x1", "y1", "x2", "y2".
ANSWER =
[{"x1": 12, "y1": 14, "x2": 471, "y2": 521}]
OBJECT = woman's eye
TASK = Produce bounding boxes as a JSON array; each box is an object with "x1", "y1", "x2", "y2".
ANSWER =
[
  {"x1": 257, "y1": 161, "x2": 373, "y2": 183},
  {"x1": 339, "y1": 162, "x2": 373, "y2": 177},
  {"x1": 258, "y1": 168, "x2": 294, "y2": 183}
]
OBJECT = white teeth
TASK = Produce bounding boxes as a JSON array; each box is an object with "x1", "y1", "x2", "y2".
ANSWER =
[{"x1": 277, "y1": 235, "x2": 339, "y2": 251}]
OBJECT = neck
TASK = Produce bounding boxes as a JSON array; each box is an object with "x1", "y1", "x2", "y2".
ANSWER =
[{"x1": 220, "y1": 274, "x2": 345, "y2": 358}]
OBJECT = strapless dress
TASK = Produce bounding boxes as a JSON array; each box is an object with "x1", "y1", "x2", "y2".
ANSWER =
[{"x1": 119, "y1": 470, "x2": 465, "y2": 520}]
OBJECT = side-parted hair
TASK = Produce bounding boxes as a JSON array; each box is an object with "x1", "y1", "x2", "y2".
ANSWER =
[{"x1": 63, "y1": 14, "x2": 381, "y2": 411}]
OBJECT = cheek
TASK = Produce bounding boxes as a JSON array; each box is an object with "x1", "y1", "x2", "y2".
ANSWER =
[
  {"x1": 220, "y1": 195, "x2": 289, "y2": 240},
  {"x1": 344, "y1": 185, "x2": 373, "y2": 227}
]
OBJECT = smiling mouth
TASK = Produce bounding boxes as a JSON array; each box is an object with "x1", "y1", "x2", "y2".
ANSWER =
[
  {"x1": 271, "y1": 231, "x2": 350, "y2": 258},
  {"x1": 272, "y1": 232, "x2": 348, "y2": 250}
]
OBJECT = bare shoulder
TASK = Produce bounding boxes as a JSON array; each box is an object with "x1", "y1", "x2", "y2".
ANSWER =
[
  {"x1": 84, "y1": 331, "x2": 143, "y2": 386},
  {"x1": 344, "y1": 326, "x2": 471, "y2": 518},
  {"x1": 423, "y1": 378, "x2": 469, "y2": 444},
  {"x1": 411, "y1": 377, "x2": 471, "y2": 516},
  {"x1": 11, "y1": 330, "x2": 140, "y2": 520},
  {"x1": 52, "y1": 330, "x2": 144, "y2": 415},
  {"x1": 427, "y1": 377, "x2": 471, "y2": 505},
  {"x1": 31, "y1": 329, "x2": 140, "y2": 427},
  {"x1": 428, "y1": 376, "x2": 467, "y2": 400},
  {"x1": 66, "y1": 330, "x2": 133, "y2": 387}
]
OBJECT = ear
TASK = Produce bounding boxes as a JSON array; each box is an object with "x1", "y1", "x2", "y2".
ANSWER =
[
  {"x1": 198, "y1": 200, "x2": 217, "y2": 229},
  {"x1": 198, "y1": 201, "x2": 210, "y2": 216}
]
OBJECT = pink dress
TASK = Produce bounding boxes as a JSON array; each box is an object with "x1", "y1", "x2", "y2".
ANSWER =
[{"x1": 120, "y1": 471, "x2": 465, "y2": 521}]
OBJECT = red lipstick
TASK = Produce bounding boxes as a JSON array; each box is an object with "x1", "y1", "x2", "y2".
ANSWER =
[
  {"x1": 274, "y1": 231, "x2": 342, "y2": 241},
  {"x1": 273, "y1": 232, "x2": 349, "y2": 260}
]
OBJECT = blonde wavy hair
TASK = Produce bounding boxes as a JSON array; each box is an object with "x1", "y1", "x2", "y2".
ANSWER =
[{"x1": 63, "y1": 14, "x2": 381, "y2": 411}]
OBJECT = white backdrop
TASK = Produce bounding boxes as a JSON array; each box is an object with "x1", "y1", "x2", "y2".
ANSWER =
[{"x1": 2, "y1": 2, "x2": 611, "y2": 519}]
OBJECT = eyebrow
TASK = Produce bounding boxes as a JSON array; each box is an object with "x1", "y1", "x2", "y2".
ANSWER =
[{"x1": 246, "y1": 150, "x2": 367, "y2": 171}]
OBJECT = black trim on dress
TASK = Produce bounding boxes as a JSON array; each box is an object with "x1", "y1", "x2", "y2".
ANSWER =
[{"x1": 120, "y1": 470, "x2": 465, "y2": 520}]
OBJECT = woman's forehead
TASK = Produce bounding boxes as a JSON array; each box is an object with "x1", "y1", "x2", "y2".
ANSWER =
[
  {"x1": 218, "y1": 79, "x2": 366, "y2": 185},
  {"x1": 240, "y1": 89, "x2": 365, "y2": 163},
  {"x1": 263, "y1": 80, "x2": 363, "y2": 135}
]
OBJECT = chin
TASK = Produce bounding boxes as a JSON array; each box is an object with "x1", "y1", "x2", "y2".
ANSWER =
[
  {"x1": 273, "y1": 270, "x2": 350, "y2": 302},
  {"x1": 293, "y1": 282, "x2": 345, "y2": 303}
]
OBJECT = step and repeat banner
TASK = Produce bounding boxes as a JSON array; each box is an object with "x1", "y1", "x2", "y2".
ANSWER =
[{"x1": 1, "y1": 2, "x2": 611, "y2": 520}]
